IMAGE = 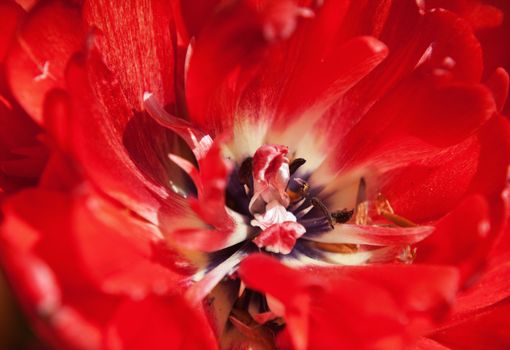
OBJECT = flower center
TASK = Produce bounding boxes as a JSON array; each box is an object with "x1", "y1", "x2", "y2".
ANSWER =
[
  {"x1": 183, "y1": 142, "x2": 434, "y2": 307},
  {"x1": 244, "y1": 144, "x2": 306, "y2": 254}
]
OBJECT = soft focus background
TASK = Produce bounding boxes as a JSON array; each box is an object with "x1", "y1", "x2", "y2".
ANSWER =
[{"x1": 0, "y1": 270, "x2": 34, "y2": 349}]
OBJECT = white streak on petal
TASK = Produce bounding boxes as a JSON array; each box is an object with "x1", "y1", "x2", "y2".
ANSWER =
[
  {"x1": 302, "y1": 224, "x2": 434, "y2": 246},
  {"x1": 143, "y1": 92, "x2": 213, "y2": 160},
  {"x1": 186, "y1": 250, "x2": 248, "y2": 305}
]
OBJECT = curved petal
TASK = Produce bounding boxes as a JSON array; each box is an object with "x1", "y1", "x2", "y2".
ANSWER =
[
  {"x1": 66, "y1": 52, "x2": 192, "y2": 225},
  {"x1": 2, "y1": 188, "x2": 194, "y2": 298},
  {"x1": 84, "y1": 0, "x2": 176, "y2": 109},
  {"x1": 105, "y1": 296, "x2": 217, "y2": 350},
  {"x1": 374, "y1": 116, "x2": 510, "y2": 223},
  {"x1": 415, "y1": 195, "x2": 491, "y2": 282},
  {"x1": 0, "y1": 78, "x2": 46, "y2": 194},
  {"x1": 186, "y1": 249, "x2": 249, "y2": 306},
  {"x1": 337, "y1": 79, "x2": 495, "y2": 167},
  {"x1": 264, "y1": 36, "x2": 388, "y2": 167},
  {"x1": 6, "y1": 0, "x2": 84, "y2": 123},
  {"x1": 186, "y1": 0, "x2": 350, "y2": 133},
  {"x1": 431, "y1": 302, "x2": 510, "y2": 350},
  {"x1": 144, "y1": 93, "x2": 213, "y2": 161},
  {"x1": 185, "y1": 0, "x2": 272, "y2": 134},
  {"x1": 166, "y1": 217, "x2": 250, "y2": 253},
  {"x1": 0, "y1": 1, "x2": 23, "y2": 61},
  {"x1": 0, "y1": 204, "x2": 118, "y2": 350},
  {"x1": 303, "y1": 224, "x2": 434, "y2": 246},
  {"x1": 485, "y1": 67, "x2": 509, "y2": 113},
  {"x1": 239, "y1": 254, "x2": 459, "y2": 350},
  {"x1": 424, "y1": 0, "x2": 503, "y2": 30},
  {"x1": 453, "y1": 258, "x2": 510, "y2": 316},
  {"x1": 73, "y1": 192, "x2": 195, "y2": 297},
  {"x1": 410, "y1": 337, "x2": 452, "y2": 350},
  {"x1": 416, "y1": 9, "x2": 484, "y2": 82}
]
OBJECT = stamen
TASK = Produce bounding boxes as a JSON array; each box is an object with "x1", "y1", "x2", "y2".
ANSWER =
[
  {"x1": 376, "y1": 193, "x2": 417, "y2": 227},
  {"x1": 310, "y1": 242, "x2": 359, "y2": 254},
  {"x1": 239, "y1": 157, "x2": 253, "y2": 194},
  {"x1": 376, "y1": 193, "x2": 394, "y2": 214},
  {"x1": 186, "y1": 249, "x2": 249, "y2": 305},
  {"x1": 310, "y1": 197, "x2": 334, "y2": 229},
  {"x1": 381, "y1": 212, "x2": 417, "y2": 228},
  {"x1": 397, "y1": 246, "x2": 417, "y2": 263},
  {"x1": 355, "y1": 202, "x2": 369, "y2": 225},
  {"x1": 355, "y1": 178, "x2": 369, "y2": 225},
  {"x1": 288, "y1": 197, "x2": 307, "y2": 212},
  {"x1": 289, "y1": 158, "x2": 306, "y2": 175},
  {"x1": 287, "y1": 178, "x2": 310, "y2": 202},
  {"x1": 331, "y1": 209, "x2": 354, "y2": 224},
  {"x1": 294, "y1": 205, "x2": 314, "y2": 219}
]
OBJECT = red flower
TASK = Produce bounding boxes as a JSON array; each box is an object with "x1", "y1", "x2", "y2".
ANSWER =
[{"x1": 1, "y1": 0, "x2": 510, "y2": 349}]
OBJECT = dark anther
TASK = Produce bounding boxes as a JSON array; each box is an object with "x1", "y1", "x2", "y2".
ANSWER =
[
  {"x1": 289, "y1": 158, "x2": 306, "y2": 175},
  {"x1": 331, "y1": 209, "x2": 354, "y2": 223},
  {"x1": 310, "y1": 197, "x2": 334, "y2": 229},
  {"x1": 287, "y1": 177, "x2": 310, "y2": 199},
  {"x1": 238, "y1": 157, "x2": 253, "y2": 188}
]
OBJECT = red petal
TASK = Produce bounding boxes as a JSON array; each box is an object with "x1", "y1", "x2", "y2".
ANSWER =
[
  {"x1": 485, "y1": 68, "x2": 509, "y2": 113},
  {"x1": 405, "y1": 83, "x2": 495, "y2": 145},
  {"x1": 185, "y1": 1, "x2": 389, "y2": 168},
  {"x1": 66, "y1": 53, "x2": 193, "y2": 225},
  {"x1": 0, "y1": 1, "x2": 23, "y2": 61},
  {"x1": 166, "y1": 141, "x2": 251, "y2": 252},
  {"x1": 165, "y1": 226, "x2": 249, "y2": 253},
  {"x1": 267, "y1": 36, "x2": 388, "y2": 156},
  {"x1": 303, "y1": 224, "x2": 434, "y2": 247},
  {"x1": 39, "y1": 152, "x2": 82, "y2": 191},
  {"x1": 176, "y1": 0, "x2": 222, "y2": 39},
  {"x1": 379, "y1": 115, "x2": 510, "y2": 223},
  {"x1": 333, "y1": 7, "x2": 484, "y2": 148},
  {"x1": 185, "y1": 1, "x2": 268, "y2": 134},
  {"x1": 379, "y1": 138, "x2": 480, "y2": 222},
  {"x1": 6, "y1": 0, "x2": 84, "y2": 123},
  {"x1": 239, "y1": 254, "x2": 459, "y2": 350},
  {"x1": 0, "y1": 243, "x2": 108, "y2": 350},
  {"x1": 186, "y1": 249, "x2": 248, "y2": 306},
  {"x1": 84, "y1": 0, "x2": 176, "y2": 109},
  {"x1": 432, "y1": 302, "x2": 510, "y2": 350},
  {"x1": 3, "y1": 188, "x2": 193, "y2": 298},
  {"x1": 188, "y1": 141, "x2": 236, "y2": 232},
  {"x1": 0, "y1": 56, "x2": 48, "y2": 194},
  {"x1": 317, "y1": 264, "x2": 459, "y2": 320},
  {"x1": 105, "y1": 296, "x2": 217, "y2": 350},
  {"x1": 275, "y1": 35, "x2": 388, "y2": 122},
  {"x1": 411, "y1": 337, "x2": 451, "y2": 350},
  {"x1": 252, "y1": 221, "x2": 305, "y2": 254},
  {"x1": 452, "y1": 254, "x2": 510, "y2": 316},
  {"x1": 468, "y1": 115, "x2": 510, "y2": 197},
  {"x1": 0, "y1": 251, "x2": 61, "y2": 318},
  {"x1": 425, "y1": 0, "x2": 503, "y2": 30},
  {"x1": 73, "y1": 193, "x2": 194, "y2": 297},
  {"x1": 42, "y1": 88, "x2": 73, "y2": 152},
  {"x1": 14, "y1": 0, "x2": 38, "y2": 11},
  {"x1": 343, "y1": 79, "x2": 495, "y2": 161},
  {"x1": 418, "y1": 9, "x2": 483, "y2": 82},
  {"x1": 143, "y1": 93, "x2": 213, "y2": 161},
  {"x1": 415, "y1": 195, "x2": 491, "y2": 282}
]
